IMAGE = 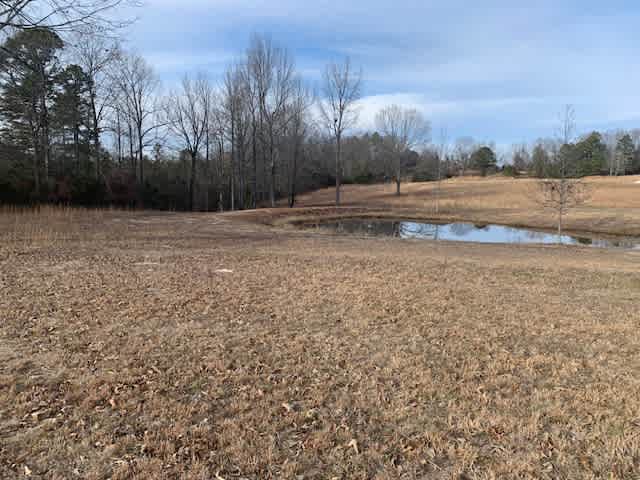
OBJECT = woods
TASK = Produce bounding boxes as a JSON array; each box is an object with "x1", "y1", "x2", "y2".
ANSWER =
[
  {"x1": 0, "y1": 30, "x2": 324, "y2": 209},
  {"x1": 2, "y1": 26, "x2": 640, "y2": 210}
]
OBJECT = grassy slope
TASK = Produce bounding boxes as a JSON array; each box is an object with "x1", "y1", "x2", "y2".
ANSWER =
[
  {"x1": 293, "y1": 175, "x2": 640, "y2": 236},
  {"x1": 1, "y1": 207, "x2": 640, "y2": 479}
]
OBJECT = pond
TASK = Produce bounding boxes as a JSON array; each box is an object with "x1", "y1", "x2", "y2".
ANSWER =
[{"x1": 306, "y1": 219, "x2": 640, "y2": 249}]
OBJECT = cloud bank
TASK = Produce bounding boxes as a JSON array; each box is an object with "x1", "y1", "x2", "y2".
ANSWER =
[{"x1": 127, "y1": 0, "x2": 640, "y2": 144}]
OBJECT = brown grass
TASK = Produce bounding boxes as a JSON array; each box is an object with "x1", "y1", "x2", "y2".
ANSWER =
[
  {"x1": 293, "y1": 175, "x2": 640, "y2": 236},
  {"x1": 1, "y1": 197, "x2": 639, "y2": 479}
]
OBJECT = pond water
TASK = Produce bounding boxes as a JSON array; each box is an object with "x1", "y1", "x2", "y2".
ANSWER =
[{"x1": 308, "y1": 219, "x2": 640, "y2": 249}]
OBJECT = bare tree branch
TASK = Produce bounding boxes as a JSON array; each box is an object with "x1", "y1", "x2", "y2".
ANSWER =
[{"x1": 1, "y1": 0, "x2": 139, "y2": 36}]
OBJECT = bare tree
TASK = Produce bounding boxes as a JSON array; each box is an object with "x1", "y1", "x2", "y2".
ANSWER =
[
  {"x1": 434, "y1": 127, "x2": 447, "y2": 214},
  {"x1": 240, "y1": 58, "x2": 260, "y2": 207},
  {"x1": 235, "y1": 85, "x2": 252, "y2": 209},
  {"x1": 375, "y1": 104, "x2": 430, "y2": 195},
  {"x1": 165, "y1": 74, "x2": 209, "y2": 211},
  {"x1": 245, "y1": 35, "x2": 271, "y2": 205},
  {"x1": 1, "y1": 0, "x2": 137, "y2": 36},
  {"x1": 286, "y1": 77, "x2": 313, "y2": 208},
  {"x1": 222, "y1": 64, "x2": 246, "y2": 211},
  {"x1": 209, "y1": 96, "x2": 227, "y2": 211},
  {"x1": 318, "y1": 57, "x2": 361, "y2": 206},
  {"x1": 199, "y1": 73, "x2": 214, "y2": 210},
  {"x1": 537, "y1": 105, "x2": 590, "y2": 240},
  {"x1": 246, "y1": 34, "x2": 297, "y2": 207},
  {"x1": 453, "y1": 136, "x2": 475, "y2": 176},
  {"x1": 228, "y1": 68, "x2": 252, "y2": 210},
  {"x1": 112, "y1": 51, "x2": 160, "y2": 186},
  {"x1": 108, "y1": 88, "x2": 136, "y2": 173},
  {"x1": 511, "y1": 143, "x2": 530, "y2": 172},
  {"x1": 107, "y1": 101, "x2": 124, "y2": 165},
  {"x1": 72, "y1": 34, "x2": 120, "y2": 179}
]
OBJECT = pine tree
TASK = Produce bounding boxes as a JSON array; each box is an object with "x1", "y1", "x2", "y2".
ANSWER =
[
  {"x1": 615, "y1": 134, "x2": 634, "y2": 175},
  {"x1": 575, "y1": 132, "x2": 606, "y2": 176},
  {"x1": 0, "y1": 28, "x2": 63, "y2": 199},
  {"x1": 51, "y1": 64, "x2": 92, "y2": 176},
  {"x1": 470, "y1": 146, "x2": 497, "y2": 176}
]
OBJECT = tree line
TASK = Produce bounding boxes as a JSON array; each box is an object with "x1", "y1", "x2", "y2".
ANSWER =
[
  {"x1": 0, "y1": 24, "x2": 434, "y2": 210},
  {"x1": 1, "y1": 20, "x2": 639, "y2": 210},
  {"x1": 0, "y1": 30, "x2": 318, "y2": 209}
]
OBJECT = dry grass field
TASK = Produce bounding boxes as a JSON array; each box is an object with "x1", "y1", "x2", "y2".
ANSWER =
[
  {"x1": 294, "y1": 175, "x2": 640, "y2": 236},
  {"x1": 1, "y1": 180, "x2": 639, "y2": 479}
]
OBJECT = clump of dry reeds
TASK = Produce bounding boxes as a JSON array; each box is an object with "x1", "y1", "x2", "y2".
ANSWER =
[{"x1": 0, "y1": 204, "x2": 132, "y2": 247}]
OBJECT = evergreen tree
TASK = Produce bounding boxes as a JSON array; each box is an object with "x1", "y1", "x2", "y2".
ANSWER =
[
  {"x1": 470, "y1": 146, "x2": 497, "y2": 176},
  {"x1": 574, "y1": 132, "x2": 606, "y2": 176},
  {"x1": 633, "y1": 149, "x2": 640, "y2": 175},
  {"x1": 615, "y1": 134, "x2": 634, "y2": 175},
  {"x1": 51, "y1": 64, "x2": 92, "y2": 176},
  {"x1": 0, "y1": 28, "x2": 64, "y2": 199}
]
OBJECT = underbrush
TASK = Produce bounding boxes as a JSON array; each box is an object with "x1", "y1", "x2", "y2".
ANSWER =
[{"x1": 0, "y1": 205, "x2": 141, "y2": 248}]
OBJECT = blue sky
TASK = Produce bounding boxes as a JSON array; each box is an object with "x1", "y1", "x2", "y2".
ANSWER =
[{"x1": 126, "y1": 0, "x2": 640, "y2": 148}]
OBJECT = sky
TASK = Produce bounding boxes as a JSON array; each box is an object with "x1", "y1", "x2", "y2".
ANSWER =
[{"x1": 124, "y1": 0, "x2": 640, "y2": 150}]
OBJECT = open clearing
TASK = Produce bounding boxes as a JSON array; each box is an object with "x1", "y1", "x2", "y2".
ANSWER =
[
  {"x1": 1, "y1": 178, "x2": 640, "y2": 479},
  {"x1": 293, "y1": 175, "x2": 640, "y2": 237}
]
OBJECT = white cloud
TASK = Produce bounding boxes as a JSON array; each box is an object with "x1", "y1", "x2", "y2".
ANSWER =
[
  {"x1": 144, "y1": 50, "x2": 235, "y2": 73},
  {"x1": 355, "y1": 93, "x2": 549, "y2": 130},
  {"x1": 125, "y1": 0, "x2": 640, "y2": 143}
]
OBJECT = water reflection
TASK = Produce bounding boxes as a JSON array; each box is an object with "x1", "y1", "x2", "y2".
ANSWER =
[{"x1": 311, "y1": 219, "x2": 640, "y2": 249}]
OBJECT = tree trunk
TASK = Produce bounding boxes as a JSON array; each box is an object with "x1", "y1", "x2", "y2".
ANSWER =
[
  {"x1": 94, "y1": 130, "x2": 100, "y2": 179},
  {"x1": 262, "y1": 146, "x2": 268, "y2": 205},
  {"x1": 205, "y1": 129, "x2": 210, "y2": 211},
  {"x1": 41, "y1": 99, "x2": 50, "y2": 185},
  {"x1": 269, "y1": 134, "x2": 276, "y2": 208},
  {"x1": 128, "y1": 123, "x2": 135, "y2": 176},
  {"x1": 557, "y1": 208, "x2": 563, "y2": 242},
  {"x1": 435, "y1": 156, "x2": 442, "y2": 214},
  {"x1": 39, "y1": 67, "x2": 50, "y2": 185},
  {"x1": 73, "y1": 123, "x2": 80, "y2": 175},
  {"x1": 259, "y1": 113, "x2": 267, "y2": 204},
  {"x1": 335, "y1": 135, "x2": 341, "y2": 206},
  {"x1": 557, "y1": 181, "x2": 564, "y2": 242},
  {"x1": 33, "y1": 141, "x2": 41, "y2": 201},
  {"x1": 289, "y1": 141, "x2": 299, "y2": 208},
  {"x1": 189, "y1": 150, "x2": 197, "y2": 211},
  {"x1": 28, "y1": 103, "x2": 41, "y2": 201},
  {"x1": 239, "y1": 147, "x2": 246, "y2": 210},
  {"x1": 252, "y1": 121, "x2": 258, "y2": 208},
  {"x1": 230, "y1": 119, "x2": 235, "y2": 211},
  {"x1": 218, "y1": 139, "x2": 224, "y2": 212},
  {"x1": 138, "y1": 125, "x2": 144, "y2": 185},
  {"x1": 116, "y1": 113, "x2": 122, "y2": 166},
  {"x1": 90, "y1": 93, "x2": 100, "y2": 179}
]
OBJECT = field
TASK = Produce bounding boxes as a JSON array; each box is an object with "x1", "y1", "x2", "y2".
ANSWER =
[
  {"x1": 294, "y1": 175, "x2": 640, "y2": 236},
  {"x1": 1, "y1": 177, "x2": 640, "y2": 479}
]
